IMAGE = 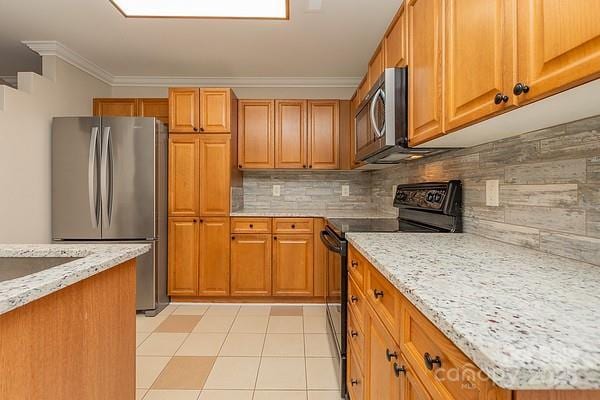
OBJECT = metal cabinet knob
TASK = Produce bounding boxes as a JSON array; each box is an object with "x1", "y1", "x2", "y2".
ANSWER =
[
  {"x1": 373, "y1": 289, "x2": 384, "y2": 299},
  {"x1": 393, "y1": 363, "x2": 406, "y2": 377},
  {"x1": 200, "y1": 127, "x2": 205, "y2": 132},
  {"x1": 231, "y1": 236, "x2": 236, "y2": 240},
  {"x1": 291, "y1": 224, "x2": 296, "y2": 229},
  {"x1": 351, "y1": 260, "x2": 359, "y2": 268},
  {"x1": 424, "y1": 353, "x2": 442, "y2": 370},
  {"x1": 193, "y1": 127, "x2": 198, "y2": 132},
  {"x1": 249, "y1": 224, "x2": 254, "y2": 228},
  {"x1": 350, "y1": 296, "x2": 359, "y2": 303},
  {"x1": 513, "y1": 82, "x2": 530, "y2": 96},
  {"x1": 351, "y1": 330, "x2": 359, "y2": 338},
  {"x1": 494, "y1": 93, "x2": 509, "y2": 104},
  {"x1": 386, "y1": 349, "x2": 398, "y2": 361},
  {"x1": 351, "y1": 379, "x2": 360, "y2": 386}
]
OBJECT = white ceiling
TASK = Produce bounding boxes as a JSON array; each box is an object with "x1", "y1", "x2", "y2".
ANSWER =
[{"x1": 0, "y1": 0, "x2": 400, "y2": 79}]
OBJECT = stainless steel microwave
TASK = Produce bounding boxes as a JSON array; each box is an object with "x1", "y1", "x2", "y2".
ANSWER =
[{"x1": 355, "y1": 67, "x2": 438, "y2": 164}]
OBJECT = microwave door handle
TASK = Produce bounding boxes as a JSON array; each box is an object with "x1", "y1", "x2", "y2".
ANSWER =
[
  {"x1": 88, "y1": 126, "x2": 99, "y2": 228},
  {"x1": 370, "y1": 88, "x2": 386, "y2": 139}
]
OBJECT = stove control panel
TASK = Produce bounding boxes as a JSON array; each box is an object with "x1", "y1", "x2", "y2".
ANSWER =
[{"x1": 393, "y1": 181, "x2": 461, "y2": 215}]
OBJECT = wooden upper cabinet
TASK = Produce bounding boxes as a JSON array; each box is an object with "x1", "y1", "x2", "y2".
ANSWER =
[
  {"x1": 139, "y1": 98, "x2": 169, "y2": 125},
  {"x1": 308, "y1": 100, "x2": 339, "y2": 170},
  {"x1": 168, "y1": 217, "x2": 199, "y2": 296},
  {"x1": 168, "y1": 135, "x2": 200, "y2": 217},
  {"x1": 199, "y1": 136, "x2": 230, "y2": 216},
  {"x1": 198, "y1": 217, "x2": 230, "y2": 296},
  {"x1": 238, "y1": 100, "x2": 275, "y2": 169},
  {"x1": 368, "y1": 43, "x2": 385, "y2": 89},
  {"x1": 275, "y1": 100, "x2": 308, "y2": 169},
  {"x1": 200, "y1": 88, "x2": 231, "y2": 133},
  {"x1": 408, "y1": 0, "x2": 444, "y2": 146},
  {"x1": 385, "y1": 5, "x2": 409, "y2": 68},
  {"x1": 272, "y1": 234, "x2": 314, "y2": 296},
  {"x1": 517, "y1": 0, "x2": 600, "y2": 104},
  {"x1": 357, "y1": 76, "x2": 369, "y2": 105},
  {"x1": 444, "y1": 0, "x2": 516, "y2": 132},
  {"x1": 230, "y1": 234, "x2": 272, "y2": 296},
  {"x1": 169, "y1": 88, "x2": 200, "y2": 133},
  {"x1": 93, "y1": 98, "x2": 138, "y2": 117}
]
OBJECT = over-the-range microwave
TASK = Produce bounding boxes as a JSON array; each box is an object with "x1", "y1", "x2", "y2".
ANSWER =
[{"x1": 355, "y1": 67, "x2": 443, "y2": 164}]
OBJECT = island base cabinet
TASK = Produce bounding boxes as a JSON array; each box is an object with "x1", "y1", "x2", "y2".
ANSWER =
[
  {"x1": 0, "y1": 260, "x2": 136, "y2": 400},
  {"x1": 230, "y1": 234, "x2": 272, "y2": 296}
]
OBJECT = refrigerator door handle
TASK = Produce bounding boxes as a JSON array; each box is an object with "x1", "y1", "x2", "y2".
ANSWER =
[
  {"x1": 88, "y1": 126, "x2": 100, "y2": 228},
  {"x1": 100, "y1": 126, "x2": 113, "y2": 227}
]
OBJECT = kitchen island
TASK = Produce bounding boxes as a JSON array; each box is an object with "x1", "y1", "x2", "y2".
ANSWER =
[{"x1": 0, "y1": 244, "x2": 149, "y2": 400}]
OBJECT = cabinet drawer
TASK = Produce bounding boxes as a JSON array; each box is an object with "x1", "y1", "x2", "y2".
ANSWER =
[
  {"x1": 272, "y1": 218, "x2": 314, "y2": 234},
  {"x1": 348, "y1": 305, "x2": 365, "y2": 364},
  {"x1": 347, "y1": 342, "x2": 365, "y2": 400},
  {"x1": 348, "y1": 275, "x2": 366, "y2": 331},
  {"x1": 231, "y1": 217, "x2": 272, "y2": 234},
  {"x1": 401, "y1": 301, "x2": 496, "y2": 400},
  {"x1": 365, "y1": 264, "x2": 402, "y2": 343},
  {"x1": 348, "y1": 245, "x2": 367, "y2": 290}
]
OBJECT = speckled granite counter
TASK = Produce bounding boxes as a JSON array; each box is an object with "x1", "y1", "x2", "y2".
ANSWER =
[
  {"x1": 345, "y1": 232, "x2": 600, "y2": 390},
  {"x1": 0, "y1": 244, "x2": 150, "y2": 316},
  {"x1": 231, "y1": 209, "x2": 393, "y2": 218}
]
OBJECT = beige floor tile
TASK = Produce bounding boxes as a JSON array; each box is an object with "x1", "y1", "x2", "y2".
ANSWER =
[
  {"x1": 219, "y1": 333, "x2": 265, "y2": 356},
  {"x1": 267, "y1": 316, "x2": 304, "y2": 333},
  {"x1": 303, "y1": 316, "x2": 329, "y2": 334},
  {"x1": 204, "y1": 357, "x2": 260, "y2": 390},
  {"x1": 307, "y1": 391, "x2": 342, "y2": 400},
  {"x1": 136, "y1": 314, "x2": 168, "y2": 333},
  {"x1": 256, "y1": 357, "x2": 306, "y2": 390},
  {"x1": 136, "y1": 389, "x2": 147, "y2": 400},
  {"x1": 136, "y1": 333, "x2": 188, "y2": 356},
  {"x1": 306, "y1": 358, "x2": 339, "y2": 390},
  {"x1": 303, "y1": 305, "x2": 327, "y2": 317},
  {"x1": 152, "y1": 356, "x2": 215, "y2": 390},
  {"x1": 254, "y1": 391, "x2": 307, "y2": 400},
  {"x1": 158, "y1": 304, "x2": 179, "y2": 316},
  {"x1": 155, "y1": 315, "x2": 203, "y2": 333},
  {"x1": 237, "y1": 305, "x2": 272, "y2": 316},
  {"x1": 136, "y1": 356, "x2": 170, "y2": 389},
  {"x1": 204, "y1": 305, "x2": 240, "y2": 316},
  {"x1": 304, "y1": 334, "x2": 334, "y2": 357},
  {"x1": 198, "y1": 390, "x2": 253, "y2": 400},
  {"x1": 172, "y1": 305, "x2": 210, "y2": 316},
  {"x1": 176, "y1": 333, "x2": 227, "y2": 356},
  {"x1": 136, "y1": 332, "x2": 151, "y2": 348},
  {"x1": 270, "y1": 305, "x2": 304, "y2": 316},
  {"x1": 230, "y1": 315, "x2": 269, "y2": 333},
  {"x1": 143, "y1": 389, "x2": 201, "y2": 400},
  {"x1": 262, "y1": 334, "x2": 305, "y2": 357},
  {"x1": 192, "y1": 314, "x2": 235, "y2": 333}
]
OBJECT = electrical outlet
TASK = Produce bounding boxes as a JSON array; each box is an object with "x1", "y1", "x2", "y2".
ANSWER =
[
  {"x1": 486, "y1": 180, "x2": 500, "y2": 207},
  {"x1": 341, "y1": 184, "x2": 350, "y2": 197},
  {"x1": 272, "y1": 185, "x2": 281, "y2": 197}
]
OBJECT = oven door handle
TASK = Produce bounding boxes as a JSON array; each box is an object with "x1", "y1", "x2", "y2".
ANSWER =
[{"x1": 320, "y1": 229, "x2": 342, "y2": 253}]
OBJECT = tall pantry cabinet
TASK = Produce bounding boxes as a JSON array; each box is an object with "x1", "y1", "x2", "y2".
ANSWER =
[{"x1": 167, "y1": 88, "x2": 240, "y2": 298}]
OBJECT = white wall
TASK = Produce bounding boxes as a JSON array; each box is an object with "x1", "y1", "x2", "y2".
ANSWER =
[{"x1": 0, "y1": 56, "x2": 111, "y2": 243}]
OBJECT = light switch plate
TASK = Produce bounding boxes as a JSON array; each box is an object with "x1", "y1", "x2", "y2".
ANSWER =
[
  {"x1": 272, "y1": 185, "x2": 281, "y2": 197},
  {"x1": 486, "y1": 180, "x2": 500, "y2": 207},
  {"x1": 341, "y1": 184, "x2": 350, "y2": 197}
]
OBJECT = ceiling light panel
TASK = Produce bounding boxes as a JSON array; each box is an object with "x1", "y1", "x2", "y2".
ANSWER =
[{"x1": 110, "y1": 0, "x2": 289, "y2": 19}]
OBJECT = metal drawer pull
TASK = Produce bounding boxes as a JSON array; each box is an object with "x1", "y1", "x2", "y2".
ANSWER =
[
  {"x1": 373, "y1": 289, "x2": 384, "y2": 299},
  {"x1": 249, "y1": 224, "x2": 253, "y2": 228},
  {"x1": 351, "y1": 379, "x2": 360, "y2": 386},
  {"x1": 393, "y1": 363, "x2": 406, "y2": 377},
  {"x1": 291, "y1": 224, "x2": 296, "y2": 228},
  {"x1": 386, "y1": 349, "x2": 398, "y2": 361},
  {"x1": 351, "y1": 330, "x2": 359, "y2": 338},
  {"x1": 424, "y1": 353, "x2": 442, "y2": 370},
  {"x1": 351, "y1": 260, "x2": 358, "y2": 268},
  {"x1": 350, "y1": 296, "x2": 359, "y2": 303}
]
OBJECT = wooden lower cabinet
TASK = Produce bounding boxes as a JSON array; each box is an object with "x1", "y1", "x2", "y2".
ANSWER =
[
  {"x1": 402, "y1": 359, "x2": 434, "y2": 400},
  {"x1": 198, "y1": 217, "x2": 230, "y2": 296},
  {"x1": 348, "y1": 340, "x2": 366, "y2": 400},
  {"x1": 272, "y1": 234, "x2": 314, "y2": 296},
  {"x1": 168, "y1": 217, "x2": 200, "y2": 296},
  {"x1": 230, "y1": 234, "x2": 272, "y2": 296}
]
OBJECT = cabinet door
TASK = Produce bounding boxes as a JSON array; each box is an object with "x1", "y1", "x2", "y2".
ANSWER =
[
  {"x1": 168, "y1": 217, "x2": 199, "y2": 296},
  {"x1": 366, "y1": 309, "x2": 402, "y2": 400},
  {"x1": 517, "y1": 0, "x2": 600, "y2": 104},
  {"x1": 168, "y1": 135, "x2": 200, "y2": 217},
  {"x1": 200, "y1": 88, "x2": 230, "y2": 133},
  {"x1": 169, "y1": 88, "x2": 200, "y2": 133},
  {"x1": 275, "y1": 100, "x2": 307, "y2": 169},
  {"x1": 238, "y1": 100, "x2": 275, "y2": 169},
  {"x1": 230, "y1": 234, "x2": 272, "y2": 296},
  {"x1": 139, "y1": 98, "x2": 169, "y2": 125},
  {"x1": 368, "y1": 43, "x2": 385, "y2": 89},
  {"x1": 357, "y1": 76, "x2": 369, "y2": 105},
  {"x1": 385, "y1": 5, "x2": 408, "y2": 68},
  {"x1": 93, "y1": 98, "x2": 138, "y2": 117},
  {"x1": 198, "y1": 217, "x2": 230, "y2": 296},
  {"x1": 347, "y1": 341, "x2": 365, "y2": 400},
  {"x1": 401, "y1": 358, "x2": 434, "y2": 400},
  {"x1": 408, "y1": 0, "x2": 444, "y2": 146},
  {"x1": 272, "y1": 234, "x2": 314, "y2": 296},
  {"x1": 444, "y1": 0, "x2": 516, "y2": 132},
  {"x1": 308, "y1": 100, "x2": 339, "y2": 170},
  {"x1": 199, "y1": 136, "x2": 230, "y2": 216}
]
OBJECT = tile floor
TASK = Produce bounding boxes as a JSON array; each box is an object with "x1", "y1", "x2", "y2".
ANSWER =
[{"x1": 136, "y1": 303, "x2": 342, "y2": 400}]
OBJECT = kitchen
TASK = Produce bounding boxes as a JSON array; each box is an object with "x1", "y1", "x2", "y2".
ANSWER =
[{"x1": 0, "y1": 0, "x2": 599, "y2": 399}]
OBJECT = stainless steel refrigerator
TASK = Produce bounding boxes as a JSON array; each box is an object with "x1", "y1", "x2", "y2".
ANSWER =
[{"x1": 51, "y1": 116, "x2": 168, "y2": 315}]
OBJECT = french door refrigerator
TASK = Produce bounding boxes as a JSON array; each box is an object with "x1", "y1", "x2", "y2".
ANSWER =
[{"x1": 51, "y1": 116, "x2": 168, "y2": 315}]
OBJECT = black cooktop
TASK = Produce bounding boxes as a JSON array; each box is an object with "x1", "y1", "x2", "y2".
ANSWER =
[{"x1": 326, "y1": 218, "x2": 439, "y2": 238}]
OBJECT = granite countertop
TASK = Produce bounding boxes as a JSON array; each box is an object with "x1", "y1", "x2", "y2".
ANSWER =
[
  {"x1": 231, "y1": 208, "x2": 393, "y2": 218},
  {"x1": 0, "y1": 244, "x2": 150, "y2": 316},
  {"x1": 345, "y1": 232, "x2": 600, "y2": 390}
]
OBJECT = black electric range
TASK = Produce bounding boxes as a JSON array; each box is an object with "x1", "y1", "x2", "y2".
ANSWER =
[{"x1": 320, "y1": 181, "x2": 462, "y2": 399}]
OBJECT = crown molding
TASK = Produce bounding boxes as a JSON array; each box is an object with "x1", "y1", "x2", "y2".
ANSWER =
[{"x1": 23, "y1": 40, "x2": 361, "y2": 88}]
